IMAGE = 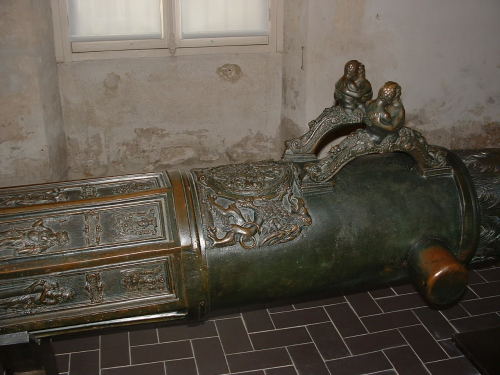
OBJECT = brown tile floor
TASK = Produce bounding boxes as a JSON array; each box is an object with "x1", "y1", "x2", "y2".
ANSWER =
[{"x1": 52, "y1": 265, "x2": 500, "y2": 375}]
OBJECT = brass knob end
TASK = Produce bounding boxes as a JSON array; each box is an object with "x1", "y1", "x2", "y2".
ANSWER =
[{"x1": 409, "y1": 243, "x2": 468, "y2": 307}]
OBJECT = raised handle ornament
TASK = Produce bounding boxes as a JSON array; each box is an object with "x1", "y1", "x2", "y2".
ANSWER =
[
  {"x1": 282, "y1": 60, "x2": 451, "y2": 182},
  {"x1": 283, "y1": 60, "x2": 372, "y2": 158}
]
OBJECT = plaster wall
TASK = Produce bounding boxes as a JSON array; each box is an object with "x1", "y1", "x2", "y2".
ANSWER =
[
  {"x1": 58, "y1": 54, "x2": 283, "y2": 179},
  {"x1": 0, "y1": 0, "x2": 66, "y2": 187},
  {"x1": 1, "y1": 1, "x2": 498, "y2": 187},
  {"x1": 282, "y1": 0, "x2": 499, "y2": 150},
  {"x1": 281, "y1": 0, "x2": 308, "y2": 132}
]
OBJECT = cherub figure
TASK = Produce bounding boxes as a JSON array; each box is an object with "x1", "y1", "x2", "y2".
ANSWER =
[
  {"x1": 386, "y1": 82, "x2": 405, "y2": 127},
  {"x1": 334, "y1": 60, "x2": 373, "y2": 111},
  {"x1": 364, "y1": 81, "x2": 405, "y2": 142},
  {"x1": 355, "y1": 63, "x2": 373, "y2": 107}
]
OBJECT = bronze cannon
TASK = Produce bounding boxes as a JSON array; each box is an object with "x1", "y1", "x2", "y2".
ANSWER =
[{"x1": 0, "y1": 61, "x2": 498, "y2": 372}]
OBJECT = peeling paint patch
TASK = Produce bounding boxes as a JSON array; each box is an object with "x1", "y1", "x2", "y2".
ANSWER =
[
  {"x1": 278, "y1": 117, "x2": 303, "y2": 144},
  {"x1": 104, "y1": 129, "x2": 227, "y2": 176},
  {"x1": 468, "y1": 104, "x2": 485, "y2": 117},
  {"x1": 0, "y1": 121, "x2": 32, "y2": 144},
  {"x1": 423, "y1": 122, "x2": 500, "y2": 149},
  {"x1": 198, "y1": 150, "x2": 221, "y2": 162},
  {"x1": 0, "y1": 158, "x2": 51, "y2": 188},
  {"x1": 159, "y1": 146, "x2": 198, "y2": 166},
  {"x1": 134, "y1": 127, "x2": 170, "y2": 141},
  {"x1": 217, "y1": 64, "x2": 243, "y2": 82},
  {"x1": 103, "y1": 72, "x2": 121, "y2": 92},
  {"x1": 66, "y1": 134, "x2": 107, "y2": 178},
  {"x1": 226, "y1": 131, "x2": 280, "y2": 162}
]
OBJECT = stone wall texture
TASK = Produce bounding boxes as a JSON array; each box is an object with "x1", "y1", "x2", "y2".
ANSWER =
[{"x1": 0, "y1": 0, "x2": 66, "y2": 186}]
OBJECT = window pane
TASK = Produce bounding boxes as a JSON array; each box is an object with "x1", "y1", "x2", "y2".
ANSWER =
[
  {"x1": 180, "y1": 0, "x2": 269, "y2": 39},
  {"x1": 69, "y1": 0, "x2": 162, "y2": 42}
]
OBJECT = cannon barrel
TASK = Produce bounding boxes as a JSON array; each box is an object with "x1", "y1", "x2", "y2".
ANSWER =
[
  {"x1": 0, "y1": 147, "x2": 497, "y2": 335},
  {"x1": 0, "y1": 65, "x2": 498, "y2": 338},
  {"x1": 198, "y1": 152, "x2": 475, "y2": 310}
]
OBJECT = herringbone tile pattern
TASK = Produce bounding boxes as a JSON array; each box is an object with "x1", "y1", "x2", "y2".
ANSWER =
[{"x1": 53, "y1": 266, "x2": 500, "y2": 375}]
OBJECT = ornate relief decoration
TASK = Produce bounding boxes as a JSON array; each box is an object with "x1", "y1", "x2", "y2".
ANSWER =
[
  {"x1": 283, "y1": 62, "x2": 450, "y2": 183},
  {"x1": 456, "y1": 150, "x2": 500, "y2": 266},
  {"x1": 114, "y1": 209, "x2": 158, "y2": 237},
  {"x1": 0, "y1": 279, "x2": 74, "y2": 314},
  {"x1": 80, "y1": 185, "x2": 98, "y2": 199},
  {"x1": 0, "y1": 188, "x2": 68, "y2": 209},
  {"x1": 0, "y1": 200, "x2": 167, "y2": 262},
  {"x1": 121, "y1": 266, "x2": 167, "y2": 292},
  {"x1": 217, "y1": 63, "x2": 243, "y2": 82},
  {"x1": 197, "y1": 161, "x2": 292, "y2": 198},
  {"x1": 303, "y1": 81, "x2": 449, "y2": 183},
  {"x1": 284, "y1": 106, "x2": 363, "y2": 156},
  {"x1": 193, "y1": 161, "x2": 312, "y2": 250},
  {"x1": 305, "y1": 126, "x2": 449, "y2": 183},
  {"x1": 85, "y1": 272, "x2": 104, "y2": 304},
  {"x1": 111, "y1": 180, "x2": 157, "y2": 195},
  {"x1": 0, "y1": 259, "x2": 173, "y2": 320},
  {"x1": 83, "y1": 211, "x2": 102, "y2": 247},
  {"x1": 0, "y1": 174, "x2": 167, "y2": 211},
  {"x1": 284, "y1": 60, "x2": 372, "y2": 157},
  {"x1": 0, "y1": 219, "x2": 70, "y2": 255}
]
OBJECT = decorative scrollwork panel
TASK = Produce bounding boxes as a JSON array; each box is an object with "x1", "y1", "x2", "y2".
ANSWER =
[
  {"x1": 0, "y1": 173, "x2": 169, "y2": 209},
  {"x1": 0, "y1": 258, "x2": 174, "y2": 318},
  {"x1": 193, "y1": 161, "x2": 312, "y2": 250},
  {"x1": 0, "y1": 198, "x2": 172, "y2": 260}
]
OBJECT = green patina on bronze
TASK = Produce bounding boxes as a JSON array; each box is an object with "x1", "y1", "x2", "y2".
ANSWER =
[
  {"x1": 0, "y1": 61, "x2": 497, "y2": 342},
  {"x1": 196, "y1": 153, "x2": 466, "y2": 310}
]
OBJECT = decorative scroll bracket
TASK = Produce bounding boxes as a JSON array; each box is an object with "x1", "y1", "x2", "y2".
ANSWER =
[
  {"x1": 282, "y1": 62, "x2": 453, "y2": 184},
  {"x1": 303, "y1": 126, "x2": 451, "y2": 183},
  {"x1": 283, "y1": 60, "x2": 372, "y2": 159},
  {"x1": 283, "y1": 106, "x2": 364, "y2": 160}
]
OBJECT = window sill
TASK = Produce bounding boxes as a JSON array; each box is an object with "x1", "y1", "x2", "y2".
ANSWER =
[{"x1": 58, "y1": 43, "x2": 280, "y2": 63}]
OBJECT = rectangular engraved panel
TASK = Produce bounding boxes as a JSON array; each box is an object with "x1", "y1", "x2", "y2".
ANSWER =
[
  {"x1": 0, "y1": 172, "x2": 170, "y2": 209},
  {"x1": 0, "y1": 257, "x2": 175, "y2": 320},
  {"x1": 0, "y1": 196, "x2": 174, "y2": 260}
]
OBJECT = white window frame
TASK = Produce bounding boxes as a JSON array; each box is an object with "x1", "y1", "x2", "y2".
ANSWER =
[{"x1": 51, "y1": 0, "x2": 283, "y2": 62}]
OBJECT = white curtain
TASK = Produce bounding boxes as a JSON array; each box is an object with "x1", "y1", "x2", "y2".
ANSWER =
[
  {"x1": 180, "y1": 0, "x2": 269, "y2": 39},
  {"x1": 69, "y1": 0, "x2": 162, "y2": 41}
]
